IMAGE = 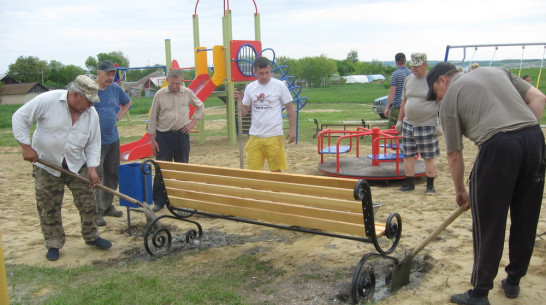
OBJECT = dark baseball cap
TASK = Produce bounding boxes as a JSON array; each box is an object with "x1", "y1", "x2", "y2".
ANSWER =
[
  {"x1": 97, "y1": 60, "x2": 117, "y2": 72},
  {"x1": 395, "y1": 52, "x2": 406, "y2": 62},
  {"x1": 426, "y1": 62, "x2": 457, "y2": 101}
]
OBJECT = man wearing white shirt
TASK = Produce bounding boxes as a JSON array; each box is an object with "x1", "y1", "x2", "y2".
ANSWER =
[
  {"x1": 12, "y1": 75, "x2": 112, "y2": 261},
  {"x1": 241, "y1": 57, "x2": 296, "y2": 171}
]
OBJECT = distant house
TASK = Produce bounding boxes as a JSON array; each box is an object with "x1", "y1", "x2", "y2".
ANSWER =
[
  {"x1": 0, "y1": 82, "x2": 49, "y2": 105},
  {"x1": 0, "y1": 74, "x2": 20, "y2": 85}
]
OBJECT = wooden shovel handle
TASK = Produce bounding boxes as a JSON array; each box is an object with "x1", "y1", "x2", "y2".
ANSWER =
[
  {"x1": 36, "y1": 158, "x2": 156, "y2": 220},
  {"x1": 409, "y1": 205, "x2": 466, "y2": 259}
]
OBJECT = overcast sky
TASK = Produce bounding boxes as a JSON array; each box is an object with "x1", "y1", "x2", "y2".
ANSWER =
[{"x1": 1, "y1": 0, "x2": 545, "y2": 74}]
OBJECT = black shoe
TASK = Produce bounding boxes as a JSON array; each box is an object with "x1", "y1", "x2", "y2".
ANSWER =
[
  {"x1": 398, "y1": 184, "x2": 415, "y2": 192},
  {"x1": 425, "y1": 186, "x2": 436, "y2": 195},
  {"x1": 46, "y1": 248, "x2": 59, "y2": 261},
  {"x1": 501, "y1": 279, "x2": 520, "y2": 298},
  {"x1": 450, "y1": 290, "x2": 490, "y2": 305},
  {"x1": 152, "y1": 205, "x2": 164, "y2": 212},
  {"x1": 85, "y1": 237, "x2": 112, "y2": 249},
  {"x1": 97, "y1": 214, "x2": 106, "y2": 226},
  {"x1": 104, "y1": 206, "x2": 123, "y2": 217}
]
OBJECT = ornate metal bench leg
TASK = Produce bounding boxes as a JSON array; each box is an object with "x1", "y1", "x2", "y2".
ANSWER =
[
  {"x1": 351, "y1": 253, "x2": 379, "y2": 304},
  {"x1": 144, "y1": 215, "x2": 172, "y2": 255}
]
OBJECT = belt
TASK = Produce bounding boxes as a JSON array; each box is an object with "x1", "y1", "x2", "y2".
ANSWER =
[{"x1": 159, "y1": 128, "x2": 182, "y2": 133}]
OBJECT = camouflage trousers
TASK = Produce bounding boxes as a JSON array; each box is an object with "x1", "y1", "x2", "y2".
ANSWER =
[
  {"x1": 33, "y1": 165, "x2": 99, "y2": 250},
  {"x1": 387, "y1": 107, "x2": 400, "y2": 129}
]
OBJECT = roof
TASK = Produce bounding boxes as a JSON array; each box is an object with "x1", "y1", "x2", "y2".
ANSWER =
[
  {"x1": 0, "y1": 74, "x2": 20, "y2": 84},
  {"x1": 0, "y1": 83, "x2": 49, "y2": 95}
]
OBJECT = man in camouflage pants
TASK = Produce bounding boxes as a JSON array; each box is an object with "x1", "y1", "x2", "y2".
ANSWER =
[{"x1": 12, "y1": 75, "x2": 112, "y2": 261}]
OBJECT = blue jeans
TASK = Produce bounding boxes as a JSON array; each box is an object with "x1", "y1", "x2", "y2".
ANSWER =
[{"x1": 153, "y1": 130, "x2": 190, "y2": 206}]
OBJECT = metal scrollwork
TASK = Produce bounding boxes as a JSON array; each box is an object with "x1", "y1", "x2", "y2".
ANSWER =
[
  {"x1": 372, "y1": 213, "x2": 402, "y2": 255},
  {"x1": 144, "y1": 217, "x2": 172, "y2": 255},
  {"x1": 353, "y1": 179, "x2": 368, "y2": 200},
  {"x1": 351, "y1": 253, "x2": 377, "y2": 304}
]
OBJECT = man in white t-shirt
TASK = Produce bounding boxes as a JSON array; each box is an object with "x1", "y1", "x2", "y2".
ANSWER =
[
  {"x1": 396, "y1": 53, "x2": 440, "y2": 194},
  {"x1": 240, "y1": 57, "x2": 296, "y2": 171}
]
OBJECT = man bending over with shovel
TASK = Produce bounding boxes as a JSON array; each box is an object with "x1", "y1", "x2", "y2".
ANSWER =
[
  {"x1": 427, "y1": 62, "x2": 545, "y2": 305},
  {"x1": 12, "y1": 75, "x2": 112, "y2": 261}
]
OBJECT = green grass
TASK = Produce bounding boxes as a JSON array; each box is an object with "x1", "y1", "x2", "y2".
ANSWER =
[
  {"x1": 7, "y1": 253, "x2": 280, "y2": 305},
  {"x1": 0, "y1": 104, "x2": 21, "y2": 129},
  {"x1": 300, "y1": 82, "x2": 388, "y2": 104}
]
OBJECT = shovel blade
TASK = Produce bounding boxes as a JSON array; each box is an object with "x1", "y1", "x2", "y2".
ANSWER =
[{"x1": 389, "y1": 257, "x2": 412, "y2": 290}]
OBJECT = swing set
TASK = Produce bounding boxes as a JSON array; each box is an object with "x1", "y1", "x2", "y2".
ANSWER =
[{"x1": 444, "y1": 42, "x2": 546, "y2": 89}]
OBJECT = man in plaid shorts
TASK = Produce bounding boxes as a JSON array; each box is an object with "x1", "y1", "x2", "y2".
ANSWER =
[{"x1": 396, "y1": 53, "x2": 440, "y2": 194}]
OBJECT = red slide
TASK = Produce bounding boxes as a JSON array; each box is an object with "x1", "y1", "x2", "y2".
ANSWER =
[{"x1": 120, "y1": 132, "x2": 153, "y2": 161}]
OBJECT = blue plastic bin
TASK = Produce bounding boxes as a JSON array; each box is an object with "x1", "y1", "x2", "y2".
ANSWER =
[{"x1": 118, "y1": 163, "x2": 153, "y2": 208}]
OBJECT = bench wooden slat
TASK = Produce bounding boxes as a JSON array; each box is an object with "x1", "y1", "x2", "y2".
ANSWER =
[
  {"x1": 165, "y1": 187, "x2": 364, "y2": 224},
  {"x1": 165, "y1": 179, "x2": 364, "y2": 213},
  {"x1": 156, "y1": 161, "x2": 357, "y2": 189},
  {"x1": 168, "y1": 195, "x2": 385, "y2": 237},
  {"x1": 162, "y1": 170, "x2": 354, "y2": 201}
]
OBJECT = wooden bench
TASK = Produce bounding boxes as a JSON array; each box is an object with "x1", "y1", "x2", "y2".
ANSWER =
[
  {"x1": 143, "y1": 160, "x2": 402, "y2": 304},
  {"x1": 313, "y1": 118, "x2": 370, "y2": 138}
]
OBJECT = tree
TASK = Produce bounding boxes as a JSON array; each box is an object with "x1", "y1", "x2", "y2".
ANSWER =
[
  {"x1": 85, "y1": 51, "x2": 130, "y2": 74},
  {"x1": 46, "y1": 61, "x2": 86, "y2": 88},
  {"x1": 336, "y1": 59, "x2": 356, "y2": 76},
  {"x1": 274, "y1": 56, "x2": 299, "y2": 79},
  {"x1": 346, "y1": 50, "x2": 359, "y2": 63},
  {"x1": 8, "y1": 56, "x2": 50, "y2": 83},
  {"x1": 355, "y1": 60, "x2": 389, "y2": 75},
  {"x1": 296, "y1": 55, "x2": 338, "y2": 87}
]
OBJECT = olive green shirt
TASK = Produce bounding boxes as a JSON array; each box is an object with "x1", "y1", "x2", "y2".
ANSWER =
[{"x1": 440, "y1": 68, "x2": 535, "y2": 153}]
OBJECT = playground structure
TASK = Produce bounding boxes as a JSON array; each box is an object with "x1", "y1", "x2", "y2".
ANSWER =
[
  {"x1": 317, "y1": 127, "x2": 425, "y2": 180},
  {"x1": 119, "y1": 0, "x2": 308, "y2": 161},
  {"x1": 444, "y1": 42, "x2": 546, "y2": 89}
]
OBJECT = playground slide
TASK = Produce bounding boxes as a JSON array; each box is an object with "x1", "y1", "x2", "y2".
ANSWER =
[{"x1": 120, "y1": 132, "x2": 153, "y2": 161}]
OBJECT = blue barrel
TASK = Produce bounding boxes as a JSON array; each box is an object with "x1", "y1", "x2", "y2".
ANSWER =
[{"x1": 118, "y1": 163, "x2": 153, "y2": 208}]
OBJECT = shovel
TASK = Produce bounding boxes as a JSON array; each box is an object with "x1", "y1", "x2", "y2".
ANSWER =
[
  {"x1": 37, "y1": 158, "x2": 157, "y2": 223},
  {"x1": 389, "y1": 205, "x2": 466, "y2": 290}
]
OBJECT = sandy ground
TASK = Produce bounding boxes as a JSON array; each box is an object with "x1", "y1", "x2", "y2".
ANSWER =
[{"x1": 1, "y1": 112, "x2": 545, "y2": 304}]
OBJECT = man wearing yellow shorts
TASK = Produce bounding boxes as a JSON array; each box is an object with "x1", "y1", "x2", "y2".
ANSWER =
[{"x1": 241, "y1": 57, "x2": 296, "y2": 171}]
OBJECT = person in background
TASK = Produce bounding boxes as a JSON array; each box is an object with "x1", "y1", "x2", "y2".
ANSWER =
[
  {"x1": 522, "y1": 75, "x2": 532, "y2": 84},
  {"x1": 94, "y1": 60, "x2": 133, "y2": 226},
  {"x1": 12, "y1": 75, "x2": 112, "y2": 261},
  {"x1": 427, "y1": 62, "x2": 545, "y2": 305},
  {"x1": 240, "y1": 56, "x2": 296, "y2": 172},
  {"x1": 396, "y1": 53, "x2": 439, "y2": 194},
  {"x1": 468, "y1": 63, "x2": 479, "y2": 71},
  {"x1": 384, "y1": 52, "x2": 412, "y2": 128},
  {"x1": 148, "y1": 69, "x2": 204, "y2": 212}
]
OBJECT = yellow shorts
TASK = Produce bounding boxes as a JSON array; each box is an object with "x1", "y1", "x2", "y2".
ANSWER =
[{"x1": 245, "y1": 135, "x2": 287, "y2": 171}]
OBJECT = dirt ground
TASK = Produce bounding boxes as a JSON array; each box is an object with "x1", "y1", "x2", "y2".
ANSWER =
[{"x1": 1, "y1": 111, "x2": 545, "y2": 304}]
